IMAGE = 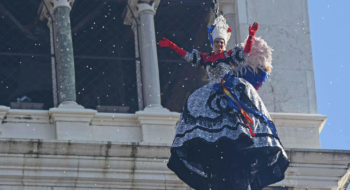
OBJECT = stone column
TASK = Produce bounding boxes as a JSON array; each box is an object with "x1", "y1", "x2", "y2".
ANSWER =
[
  {"x1": 47, "y1": 17, "x2": 58, "y2": 107},
  {"x1": 52, "y1": 1, "x2": 76, "y2": 104},
  {"x1": 122, "y1": 1, "x2": 179, "y2": 144},
  {"x1": 131, "y1": 21, "x2": 144, "y2": 111},
  {"x1": 38, "y1": 0, "x2": 97, "y2": 141},
  {"x1": 137, "y1": 3, "x2": 162, "y2": 109},
  {"x1": 40, "y1": 0, "x2": 76, "y2": 105}
]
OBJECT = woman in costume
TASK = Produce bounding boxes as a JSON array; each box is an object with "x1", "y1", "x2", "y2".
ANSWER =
[{"x1": 159, "y1": 16, "x2": 289, "y2": 190}]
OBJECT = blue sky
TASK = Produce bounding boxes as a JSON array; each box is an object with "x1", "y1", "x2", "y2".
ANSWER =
[{"x1": 308, "y1": 0, "x2": 350, "y2": 150}]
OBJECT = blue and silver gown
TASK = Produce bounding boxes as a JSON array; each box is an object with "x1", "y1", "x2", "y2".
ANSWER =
[{"x1": 167, "y1": 45, "x2": 289, "y2": 190}]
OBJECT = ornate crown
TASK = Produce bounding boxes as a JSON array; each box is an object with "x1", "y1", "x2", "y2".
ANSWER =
[{"x1": 208, "y1": 15, "x2": 232, "y2": 46}]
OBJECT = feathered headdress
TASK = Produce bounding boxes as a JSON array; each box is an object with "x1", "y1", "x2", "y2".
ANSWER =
[{"x1": 208, "y1": 15, "x2": 232, "y2": 46}]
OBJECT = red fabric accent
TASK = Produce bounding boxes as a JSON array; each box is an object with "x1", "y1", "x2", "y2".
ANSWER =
[
  {"x1": 202, "y1": 49, "x2": 233, "y2": 63},
  {"x1": 200, "y1": 52, "x2": 209, "y2": 60},
  {"x1": 226, "y1": 49, "x2": 233, "y2": 55},
  {"x1": 255, "y1": 82, "x2": 262, "y2": 90},
  {"x1": 159, "y1": 37, "x2": 187, "y2": 57},
  {"x1": 221, "y1": 78, "x2": 256, "y2": 137},
  {"x1": 227, "y1": 27, "x2": 232, "y2": 33},
  {"x1": 244, "y1": 22, "x2": 259, "y2": 54},
  {"x1": 244, "y1": 36, "x2": 254, "y2": 54},
  {"x1": 244, "y1": 118, "x2": 256, "y2": 137}
]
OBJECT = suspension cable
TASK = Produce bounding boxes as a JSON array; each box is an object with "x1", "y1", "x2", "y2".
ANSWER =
[{"x1": 211, "y1": 0, "x2": 219, "y2": 18}]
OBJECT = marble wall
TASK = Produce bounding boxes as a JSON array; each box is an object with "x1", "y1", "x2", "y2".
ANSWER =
[{"x1": 234, "y1": 0, "x2": 317, "y2": 113}]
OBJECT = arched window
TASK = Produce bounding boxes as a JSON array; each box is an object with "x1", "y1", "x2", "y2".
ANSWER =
[
  {"x1": 71, "y1": 0, "x2": 138, "y2": 113},
  {"x1": 0, "y1": 0, "x2": 52, "y2": 109}
]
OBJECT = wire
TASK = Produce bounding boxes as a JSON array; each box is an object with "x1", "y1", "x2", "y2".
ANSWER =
[{"x1": 211, "y1": 0, "x2": 219, "y2": 18}]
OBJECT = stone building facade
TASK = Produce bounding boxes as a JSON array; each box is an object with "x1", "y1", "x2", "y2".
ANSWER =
[{"x1": 0, "y1": 0, "x2": 349, "y2": 189}]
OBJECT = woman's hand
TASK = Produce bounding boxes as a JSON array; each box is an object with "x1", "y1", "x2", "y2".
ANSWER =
[
  {"x1": 244, "y1": 22, "x2": 258, "y2": 54},
  {"x1": 249, "y1": 22, "x2": 258, "y2": 37}
]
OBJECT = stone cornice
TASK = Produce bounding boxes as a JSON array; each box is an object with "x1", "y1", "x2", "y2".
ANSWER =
[
  {"x1": 6, "y1": 109, "x2": 49, "y2": 124},
  {"x1": 0, "y1": 138, "x2": 348, "y2": 167},
  {"x1": 136, "y1": 107, "x2": 180, "y2": 144},
  {"x1": 92, "y1": 113, "x2": 138, "y2": 127},
  {"x1": 270, "y1": 112, "x2": 327, "y2": 148},
  {"x1": 0, "y1": 139, "x2": 349, "y2": 189},
  {"x1": 271, "y1": 112, "x2": 327, "y2": 132},
  {"x1": 49, "y1": 106, "x2": 97, "y2": 123},
  {"x1": 0, "y1": 106, "x2": 10, "y2": 123},
  {"x1": 0, "y1": 107, "x2": 327, "y2": 148},
  {"x1": 0, "y1": 139, "x2": 170, "y2": 158}
]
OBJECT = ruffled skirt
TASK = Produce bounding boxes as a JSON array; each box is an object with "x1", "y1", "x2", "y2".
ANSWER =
[{"x1": 168, "y1": 77, "x2": 289, "y2": 190}]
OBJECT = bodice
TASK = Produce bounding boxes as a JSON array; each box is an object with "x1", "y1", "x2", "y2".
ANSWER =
[
  {"x1": 206, "y1": 62, "x2": 236, "y2": 83},
  {"x1": 183, "y1": 40, "x2": 271, "y2": 90}
]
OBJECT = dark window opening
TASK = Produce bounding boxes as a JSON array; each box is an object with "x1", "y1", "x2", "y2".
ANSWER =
[
  {"x1": 0, "y1": 0, "x2": 138, "y2": 113},
  {"x1": 156, "y1": 0, "x2": 214, "y2": 112},
  {"x1": 0, "y1": 0, "x2": 52, "y2": 109},
  {"x1": 71, "y1": 0, "x2": 137, "y2": 113}
]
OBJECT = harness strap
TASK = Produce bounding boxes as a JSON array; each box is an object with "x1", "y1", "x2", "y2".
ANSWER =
[
  {"x1": 220, "y1": 78, "x2": 256, "y2": 137},
  {"x1": 215, "y1": 75, "x2": 279, "y2": 138}
]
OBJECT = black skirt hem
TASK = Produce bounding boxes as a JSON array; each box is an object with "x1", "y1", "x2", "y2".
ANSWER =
[{"x1": 168, "y1": 136, "x2": 289, "y2": 190}]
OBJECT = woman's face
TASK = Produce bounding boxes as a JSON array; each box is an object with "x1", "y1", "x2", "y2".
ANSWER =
[{"x1": 213, "y1": 38, "x2": 225, "y2": 54}]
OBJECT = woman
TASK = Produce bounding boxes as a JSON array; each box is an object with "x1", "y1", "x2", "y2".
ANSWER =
[{"x1": 159, "y1": 16, "x2": 289, "y2": 190}]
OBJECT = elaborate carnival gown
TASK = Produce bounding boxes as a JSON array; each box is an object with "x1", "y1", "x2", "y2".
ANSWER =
[{"x1": 167, "y1": 38, "x2": 289, "y2": 190}]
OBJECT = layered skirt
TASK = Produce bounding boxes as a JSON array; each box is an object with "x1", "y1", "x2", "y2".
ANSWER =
[{"x1": 168, "y1": 76, "x2": 289, "y2": 190}]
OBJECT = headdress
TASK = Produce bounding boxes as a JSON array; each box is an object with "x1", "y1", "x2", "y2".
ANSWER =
[{"x1": 208, "y1": 15, "x2": 232, "y2": 46}]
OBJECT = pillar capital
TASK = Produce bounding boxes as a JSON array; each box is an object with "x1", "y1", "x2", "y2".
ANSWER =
[
  {"x1": 123, "y1": 0, "x2": 160, "y2": 26},
  {"x1": 137, "y1": 3, "x2": 155, "y2": 15},
  {"x1": 45, "y1": 0, "x2": 74, "y2": 10},
  {"x1": 39, "y1": 0, "x2": 75, "y2": 21}
]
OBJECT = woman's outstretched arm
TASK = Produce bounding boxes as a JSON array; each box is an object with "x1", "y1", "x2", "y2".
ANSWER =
[
  {"x1": 159, "y1": 37, "x2": 187, "y2": 57},
  {"x1": 159, "y1": 37, "x2": 207, "y2": 66},
  {"x1": 244, "y1": 22, "x2": 258, "y2": 54},
  {"x1": 236, "y1": 22, "x2": 273, "y2": 89}
]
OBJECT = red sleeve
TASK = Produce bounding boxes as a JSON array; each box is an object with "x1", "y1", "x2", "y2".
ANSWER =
[
  {"x1": 200, "y1": 52, "x2": 209, "y2": 66},
  {"x1": 200, "y1": 52, "x2": 208, "y2": 59},
  {"x1": 244, "y1": 36, "x2": 254, "y2": 54}
]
